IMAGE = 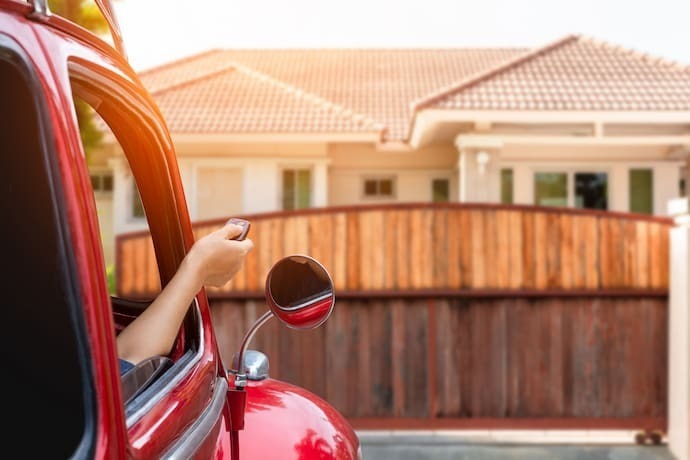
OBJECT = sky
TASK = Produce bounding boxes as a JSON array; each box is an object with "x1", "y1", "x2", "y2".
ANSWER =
[{"x1": 113, "y1": 0, "x2": 690, "y2": 72}]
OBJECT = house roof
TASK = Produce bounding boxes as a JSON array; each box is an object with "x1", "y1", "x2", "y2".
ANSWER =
[
  {"x1": 140, "y1": 47, "x2": 523, "y2": 140},
  {"x1": 147, "y1": 62, "x2": 383, "y2": 134},
  {"x1": 418, "y1": 35, "x2": 690, "y2": 111},
  {"x1": 139, "y1": 35, "x2": 690, "y2": 142}
]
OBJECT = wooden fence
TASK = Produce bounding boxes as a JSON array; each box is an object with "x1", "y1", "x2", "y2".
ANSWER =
[{"x1": 116, "y1": 203, "x2": 671, "y2": 429}]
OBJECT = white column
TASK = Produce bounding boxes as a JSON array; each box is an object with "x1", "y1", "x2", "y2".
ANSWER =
[
  {"x1": 454, "y1": 135, "x2": 503, "y2": 204},
  {"x1": 457, "y1": 149, "x2": 467, "y2": 202},
  {"x1": 668, "y1": 196, "x2": 690, "y2": 460},
  {"x1": 312, "y1": 161, "x2": 329, "y2": 207}
]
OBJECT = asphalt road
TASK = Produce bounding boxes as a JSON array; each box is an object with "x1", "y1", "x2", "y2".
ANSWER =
[{"x1": 357, "y1": 432, "x2": 676, "y2": 460}]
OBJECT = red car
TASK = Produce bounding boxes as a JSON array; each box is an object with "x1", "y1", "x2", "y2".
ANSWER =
[{"x1": 0, "y1": 1, "x2": 360, "y2": 458}]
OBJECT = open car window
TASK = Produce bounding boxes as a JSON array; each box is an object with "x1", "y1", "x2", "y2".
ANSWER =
[{"x1": 67, "y1": 60, "x2": 201, "y2": 409}]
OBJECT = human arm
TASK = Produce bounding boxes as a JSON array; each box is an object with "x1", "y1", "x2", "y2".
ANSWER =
[{"x1": 116, "y1": 222, "x2": 254, "y2": 365}]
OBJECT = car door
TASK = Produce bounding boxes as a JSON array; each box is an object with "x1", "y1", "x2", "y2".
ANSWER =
[{"x1": 62, "y1": 53, "x2": 232, "y2": 457}]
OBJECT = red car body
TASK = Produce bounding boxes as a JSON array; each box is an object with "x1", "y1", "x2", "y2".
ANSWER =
[{"x1": 0, "y1": 1, "x2": 359, "y2": 458}]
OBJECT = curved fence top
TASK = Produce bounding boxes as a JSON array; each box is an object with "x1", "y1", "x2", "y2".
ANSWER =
[{"x1": 116, "y1": 203, "x2": 671, "y2": 298}]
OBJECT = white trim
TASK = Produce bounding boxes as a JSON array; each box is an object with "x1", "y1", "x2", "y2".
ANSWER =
[
  {"x1": 410, "y1": 109, "x2": 690, "y2": 148},
  {"x1": 421, "y1": 109, "x2": 690, "y2": 124},
  {"x1": 171, "y1": 132, "x2": 380, "y2": 144},
  {"x1": 456, "y1": 134, "x2": 690, "y2": 147}
]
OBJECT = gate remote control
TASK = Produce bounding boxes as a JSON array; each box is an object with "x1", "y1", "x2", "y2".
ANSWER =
[{"x1": 227, "y1": 218, "x2": 251, "y2": 241}]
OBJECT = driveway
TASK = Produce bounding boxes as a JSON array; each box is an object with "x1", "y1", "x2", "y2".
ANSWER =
[{"x1": 357, "y1": 431, "x2": 675, "y2": 460}]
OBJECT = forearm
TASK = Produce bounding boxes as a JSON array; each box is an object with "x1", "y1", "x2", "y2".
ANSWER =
[{"x1": 116, "y1": 257, "x2": 203, "y2": 364}]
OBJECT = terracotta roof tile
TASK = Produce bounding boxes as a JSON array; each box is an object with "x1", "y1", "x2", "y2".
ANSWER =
[
  {"x1": 141, "y1": 48, "x2": 523, "y2": 139},
  {"x1": 139, "y1": 36, "x2": 690, "y2": 141},
  {"x1": 153, "y1": 66, "x2": 381, "y2": 134},
  {"x1": 425, "y1": 35, "x2": 690, "y2": 111}
]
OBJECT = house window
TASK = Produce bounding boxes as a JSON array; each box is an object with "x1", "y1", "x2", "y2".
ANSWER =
[
  {"x1": 500, "y1": 168, "x2": 513, "y2": 204},
  {"x1": 90, "y1": 172, "x2": 113, "y2": 192},
  {"x1": 534, "y1": 171, "x2": 608, "y2": 210},
  {"x1": 534, "y1": 172, "x2": 567, "y2": 207},
  {"x1": 282, "y1": 168, "x2": 311, "y2": 210},
  {"x1": 432, "y1": 178, "x2": 449, "y2": 202},
  {"x1": 574, "y1": 172, "x2": 607, "y2": 210},
  {"x1": 681, "y1": 166, "x2": 687, "y2": 197},
  {"x1": 363, "y1": 177, "x2": 395, "y2": 198},
  {"x1": 629, "y1": 169, "x2": 653, "y2": 214}
]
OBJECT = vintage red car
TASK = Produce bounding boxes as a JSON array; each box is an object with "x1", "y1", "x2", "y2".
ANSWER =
[{"x1": 0, "y1": 0, "x2": 360, "y2": 458}]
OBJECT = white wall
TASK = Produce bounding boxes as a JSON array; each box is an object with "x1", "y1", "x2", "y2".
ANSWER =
[
  {"x1": 179, "y1": 156, "x2": 330, "y2": 216},
  {"x1": 329, "y1": 169, "x2": 456, "y2": 205}
]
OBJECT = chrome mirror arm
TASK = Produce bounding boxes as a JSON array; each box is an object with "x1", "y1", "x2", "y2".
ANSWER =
[{"x1": 232, "y1": 311, "x2": 273, "y2": 389}]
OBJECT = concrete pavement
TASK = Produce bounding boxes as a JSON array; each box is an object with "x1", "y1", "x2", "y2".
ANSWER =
[{"x1": 357, "y1": 430, "x2": 676, "y2": 460}]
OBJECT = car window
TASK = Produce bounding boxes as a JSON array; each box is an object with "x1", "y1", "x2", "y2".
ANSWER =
[
  {"x1": 0, "y1": 36, "x2": 95, "y2": 459},
  {"x1": 68, "y1": 61, "x2": 201, "y2": 405}
]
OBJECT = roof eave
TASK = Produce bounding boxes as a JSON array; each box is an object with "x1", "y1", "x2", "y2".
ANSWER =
[{"x1": 409, "y1": 109, "x2": 690, "y2": 149}]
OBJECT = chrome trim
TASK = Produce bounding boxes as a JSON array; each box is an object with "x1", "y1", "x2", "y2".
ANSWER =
[
  {"x1": 161, "y1": 377, "x2": 228, "y2": 460},
  {"x1": 27, "y1": 0, "x2": 51, "y2": 20},
  {"x1": 126, "y1": 299, "x2": 204, "y2": 427},
  {"x1": 277, "y1": 291, "x2": 333, "y2": 311},
  {"x1": 233, "y1": 311, "x2": 273, "y2": 388},
  {"x1": 232, "y1": 350, "x2": 269, "y2": 381}
]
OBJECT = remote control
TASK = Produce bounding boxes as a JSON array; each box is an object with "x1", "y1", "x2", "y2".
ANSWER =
[{"x1": 227, "y1": 218, "x2": 251, "y2": 241}]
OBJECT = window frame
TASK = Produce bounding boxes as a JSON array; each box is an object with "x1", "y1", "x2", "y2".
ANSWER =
[
  {"x1": 361, "y1": 175, "x2": 396, "y2": 200},
  {"x1": 532, "y1": 167, "x2": 610, "y2": 210},
  {"x1": 431, "y1": 178, "x2": 450, "y2": 203},
  {"x1": 68, "y1": 59, "x2": 205, "y2": 418},
  {"x1": 0, "y1": 33, "x2": 97, "y2": 459},
  {"x1": 281, "y1": 166, "x2": 312, "y2": 210}
]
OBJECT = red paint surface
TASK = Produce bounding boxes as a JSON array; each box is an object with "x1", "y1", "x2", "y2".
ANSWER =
[
  {"x1": 240, "y1": 378, "x2": 360, "y2": 460},
  {"x1": 0, "y1": 3, "x2": 356, "y2": 458}
]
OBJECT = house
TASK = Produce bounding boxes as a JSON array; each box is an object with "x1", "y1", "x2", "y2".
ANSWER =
[{"x1": 89, "y1": 34, "x2": 690, "y2": 264}]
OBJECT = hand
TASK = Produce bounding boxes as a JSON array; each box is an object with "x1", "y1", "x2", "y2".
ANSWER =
[{"x1": 183, "y1": 223, "x2": 254, "y2": 288}]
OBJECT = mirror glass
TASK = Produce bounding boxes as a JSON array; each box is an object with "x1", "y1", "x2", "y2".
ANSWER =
[{"x1": 265, "y1": 255, "x2": 334, "y2": 330}]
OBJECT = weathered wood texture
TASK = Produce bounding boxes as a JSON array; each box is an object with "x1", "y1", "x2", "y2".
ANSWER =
[
  {"x1": 116, "y1": 203, "x2": 670, "y2": 424},
  {"x1": 115, "y1": 203, "x2": 671, "y2": 298},
  {"x1": 210, "y1": 297, "x2": 668, "y2": 420}
]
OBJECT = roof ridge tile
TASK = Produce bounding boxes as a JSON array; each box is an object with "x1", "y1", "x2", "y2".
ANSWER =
[
  {"x1": 138, "y1": 48, "x2": 224, "y2": 76},
  {"x1": 148, "y1": 63, "x2": 238, "y2": 96},
  {"x1": 411, "y1": 34, "x2": 581, "y2": 112}
]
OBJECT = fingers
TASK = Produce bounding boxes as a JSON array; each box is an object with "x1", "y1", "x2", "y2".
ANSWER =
[
  {"x1": 234, "y1": 237, "x2": 254, "y2": 254},
  {"x1": 217, "y1": 223, "x2": 243, "y2": 239}
]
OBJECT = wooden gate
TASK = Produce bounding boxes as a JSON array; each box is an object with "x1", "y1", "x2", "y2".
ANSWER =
[{"x1": 116, "y1": 203, "x2": 670, "y2": 430}]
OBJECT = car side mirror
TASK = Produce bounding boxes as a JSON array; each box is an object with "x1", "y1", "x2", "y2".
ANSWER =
[
  {"x1": 231, "y1": 255, "x2": 335, "y2": 388},
  {"x1": 265, "y1": 255, "x2": 334, "y2": 330}
]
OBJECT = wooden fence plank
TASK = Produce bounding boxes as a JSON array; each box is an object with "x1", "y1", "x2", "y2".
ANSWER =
[
  {"x1": 533, "y1": 212, "x2": 548, "y2": 290},
  {"x1": 507, "y1": 211, "x2": 523, "y2": 289},
  {"x1": 395, "y1": 211, "x2": 411, "y2": 290},
  {"x1": 117, "y1": 205, "x2": 671, "y2": 297},
  {"x1": 471, "y1": 210, "x2": 486, "y2": 289}
]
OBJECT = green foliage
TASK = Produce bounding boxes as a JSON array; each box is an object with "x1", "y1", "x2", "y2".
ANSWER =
[
  {"x1": 106, "y1": 264, "x2": 117, "y2": 295},
  {"x1": 74, "y1": 97, "x2": 104, "y2": 162},
  {"x1": 48, "y1": 0, "x2": 108, "y2": 33}
]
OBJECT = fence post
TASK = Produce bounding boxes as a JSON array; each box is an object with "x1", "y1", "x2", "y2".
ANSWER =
[{"x1": 669, "y1": 197, "x2": 690, "y2": 460}]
